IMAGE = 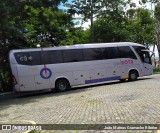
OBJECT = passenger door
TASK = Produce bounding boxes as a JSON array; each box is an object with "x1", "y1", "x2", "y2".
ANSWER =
[{"x1": 141, "y1": 51, "x2": 153, "y2": 76}]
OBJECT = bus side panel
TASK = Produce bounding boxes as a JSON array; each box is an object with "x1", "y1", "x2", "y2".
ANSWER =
[
  {"x1": 70, "y1": 59, "x2": 125, "y2": 86},
  {"x1": 17, "y1": 65, "x2": 52, "y2": 91},
  {"x1": 35, "y1": 75, "x2": 51, "y2": 90},
  {"x1": 17, "y1": 65, "x2": 36, "y2": 91},
  {"x1": 110, "y1": 64, "x2": 127, "y2": 79},
  {"x1": 10, "y1": 64, "x2": 20, "y2": 92},
  {"x1": 9, "y1": 51, "x2": 20, "y2": 92},
  {"x1": 73, "y1": 70, "x2": 90, "y2": 85},
  {"x1": 19, "y1": 76, "x2": 36, "y2": 91},
  {"x1": 34, "y1": 65, "x2": 51, "y2": 90}
]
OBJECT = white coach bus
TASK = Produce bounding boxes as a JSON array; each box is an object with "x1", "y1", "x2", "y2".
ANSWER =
[{"x1": 9, "y1": 42, "x2": 153, "y2": 92}]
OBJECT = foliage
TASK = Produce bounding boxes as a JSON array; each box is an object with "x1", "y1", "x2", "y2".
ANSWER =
[
  {"x1": 60, "y1": 27, "x2": 90, "y2": 45},
  {"x1": 155, "y1": 3, "x2": 160, "y2": 21},
  {"x1": 69, "y1": 0, "x2": 103, "y2": 42},
  {"x1": 93, "y1": 0, "x2": 129, "y2": 43},
  {"x1": 126, "y1": 8, "x2": 156, "y2": 47},
  {"x1": 93, "y1": 15, "x2": 130, "y2": 43},
  {"x1": 22, "y1": 5, "x2": 73, "y2": 47},
  {"x1": 153, "y1": 67, "x2": 160, "y2": 73}
]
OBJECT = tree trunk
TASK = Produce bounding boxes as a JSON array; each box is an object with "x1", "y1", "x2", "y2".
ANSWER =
[{"x1": 90, "y1": 13, "x2": 94, "y2": 43}]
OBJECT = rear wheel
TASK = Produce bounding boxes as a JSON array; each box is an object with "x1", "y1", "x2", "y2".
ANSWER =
[
  {"x1": 129, "y1": 71, "x2": 138, "y2": 81},
  {"x1": 55, "y1": 79, "x2": 70, "y2": 92}
]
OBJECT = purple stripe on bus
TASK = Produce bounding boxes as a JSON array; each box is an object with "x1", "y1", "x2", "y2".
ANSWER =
[{"x1": 85, "y1": 76, "x2": 121, "y2": 84}]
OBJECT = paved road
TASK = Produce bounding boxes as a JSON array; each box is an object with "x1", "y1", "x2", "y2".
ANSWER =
[{"x1": 0, "y1": 74, "x2": 160, "y2": 133}]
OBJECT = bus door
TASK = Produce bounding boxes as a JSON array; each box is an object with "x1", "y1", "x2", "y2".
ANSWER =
[{"x1": 141, "y1": 50, "x2": 153, "y2": 75}]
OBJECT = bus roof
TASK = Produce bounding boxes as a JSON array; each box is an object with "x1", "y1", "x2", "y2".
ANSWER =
[{"x1": 10, "y1": 42, "x2": 145, "y2": 53}]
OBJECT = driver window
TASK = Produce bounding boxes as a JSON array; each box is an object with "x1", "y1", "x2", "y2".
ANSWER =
[
  {"x1": 142, "y1": 52, "x2": 151, "y2": 64},
  {"x1": 143, "y1": 54, "x2": 149, "y2": 64}
]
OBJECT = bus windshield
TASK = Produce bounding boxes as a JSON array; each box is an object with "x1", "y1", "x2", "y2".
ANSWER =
[{"x1": 133, "y1": 46, "x2": 152, "y2": 65}]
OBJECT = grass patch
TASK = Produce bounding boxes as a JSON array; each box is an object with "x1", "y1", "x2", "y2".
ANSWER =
[
  {"x1": 0, "y1": 113, "x2": 9, "y2": 117},
  {"x1": 153, "y1": 67, "x2": 160, "y2": 73},
  {"x1": 87, "y1": 99, "x2": 103, "y2": 104}
]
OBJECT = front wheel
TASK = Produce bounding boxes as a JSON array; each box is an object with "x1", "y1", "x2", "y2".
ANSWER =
[
  {"x1": 128, "y1": 71, "x2": 138, "y2": 81},
  {"x1": 55, "y1": 79, "x2": 70, "y2": 92}
]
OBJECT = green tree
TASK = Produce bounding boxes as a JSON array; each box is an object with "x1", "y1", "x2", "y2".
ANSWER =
[
  {"x1": 22, "y1": 4, "x2": 73, "y2": 47},
  {"x1": 93, "y1": 0, "x2": 130, "y2": 42},
  {"x1": 0, "y1": 0, "x2": 28, "y2": 91},
  {"x1": 60, "y1": 27, "x2": 90, "y2": 45},
  {"x1": 69, "y1": 0, "x2": 102, "y2": 42},
  {"x1": 93, "y1": 16, "x2": 130, "y2": 42},
  {"x1": 127, "y1": 8, "x2": 156, "y2": 48}
]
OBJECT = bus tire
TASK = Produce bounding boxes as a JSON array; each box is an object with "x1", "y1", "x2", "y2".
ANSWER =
[
  {"x1": 55, "y1": 79, "x2": 70, "y2": 92},
  {"x1": 128, "y1": 71, "x2": 138, "y2": 81}
]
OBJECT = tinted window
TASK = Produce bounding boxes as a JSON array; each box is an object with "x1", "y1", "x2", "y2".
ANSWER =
[
  {"x1": 42, "y1": 50, "x2": 63, "y2": 64},
  {"x1": 118, "y1": 46, "x2": 137, "y2": 59},
  {"x1": 133, "y1": 46, "x2": 145, "y2": 52},
  {"x1": 104, "y1": 47, "x2": 119, "y2": 59},
  {"x1": 14, "y1": 51, "x2": 41, "y2": 65},
  {"x1": 143, "y1": 52, "x2": 151, "y2": 64},
  {"x1": 133, "y1": 46, "x2": 145, "y2": 61},
  {"x1": 63, "y1": 49, "x2": 83, "y2": 63},
  {"x1": 83, "y1": 48, "x2": 105, "y2": 61}
]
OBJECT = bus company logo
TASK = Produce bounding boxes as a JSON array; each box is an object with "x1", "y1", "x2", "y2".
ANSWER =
[
  {"x1": 40, "y1": 68, "x2": 52, "y2": 79},
  {"x1": 121, "y1": 60, "x2": 133, "y2": 65},
  {"x1": 2, "y1": 125, "x2": 11, "y2": 130}
]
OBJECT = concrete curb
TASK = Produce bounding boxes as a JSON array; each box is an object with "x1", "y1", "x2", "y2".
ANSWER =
[{"x1": 0, "y1": 92, "x2": 18, "y2": 100}]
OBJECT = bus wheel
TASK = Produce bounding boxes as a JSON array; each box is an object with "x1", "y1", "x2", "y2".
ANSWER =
[
  {"x1": 129, "y1": 71, "x2": 138, "y2": 81},
  {"x1": 55, "y1": 79, "x2": 70, "y2": 92},
  {"x1": 120, "y1": 79, "x2": 126, "y2": 82}
]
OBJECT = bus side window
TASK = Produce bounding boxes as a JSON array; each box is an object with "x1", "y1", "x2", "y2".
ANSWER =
[
  {"x1": 63, "y1": 49, "x2": 83, "y2": 63},
  {"x1": 42, "y1": 50, "x2": 63, "y2": 64},
  {"x1": 14, "y1": 52, "x2": 41, "y2": 65},
  {"x1": 29, "y1": 51, "x2": 41, "y2": 65},
  {"x1": 83, "y1": 48, "x2": 105, "y2": 61},
  {"x1": 104, "y1": 47, "x2": 119, "y2": 59},
  {"x1": 118, "y1": 46, "x2": 137, "y2": 59}
]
